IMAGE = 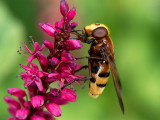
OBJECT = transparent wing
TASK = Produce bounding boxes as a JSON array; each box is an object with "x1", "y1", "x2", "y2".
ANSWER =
[{"x1": 107, "y1": 55, "x2": 124, "y2": 114}]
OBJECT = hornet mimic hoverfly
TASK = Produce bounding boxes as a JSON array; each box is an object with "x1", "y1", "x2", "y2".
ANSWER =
[{"x1": 72, "y1": 23, "x2": 124, "y2": 114}]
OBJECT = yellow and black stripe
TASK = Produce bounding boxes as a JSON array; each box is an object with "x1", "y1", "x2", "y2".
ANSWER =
[{"x1": 89, "y1": 59, "x2": 110, "y2": 98}]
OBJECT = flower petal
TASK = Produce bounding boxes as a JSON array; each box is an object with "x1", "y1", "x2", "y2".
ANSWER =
[
  {"x1": 67, "y1": 39, "x2": 82, "y2": 50},
  {"x1": 8, "y1": 88, "x2": 26, "y2": 98},
  {"x1": 35, "y1": 78, "x2": 44, "y2": 91},
  {"x1": 67, "y1": 7, "x2": 76, "y2": 20},
  {"x1": 50, "y1": 96, "x2": 68, "y2": 105},
  {"x1": 8, "y1": 107, "x2": 17, "y2": 117},
  {"x1": 60, "y1": 0, "x2": 69, "y2": 16},
  {"x1": 48, "y1": 73, "x2": 60, "y2": 78},
  {"x1": 35, "y1": 51, "x2": 48, "y2": 71},
  {"x1": 16, "y1": 108, "x2": 29, "y2": 119},
  {"x1": 39, "y1": 23, "x2": 56, "y2": 37},
  {"x1": 69, "y1": 22, "x2": 78, "y2": 31},
  {"x1": 50, "y1": 57, "x2": 59, "y2": 66},
  {"x1": 61, "y1": 52, "x2": 74, "y2": 62},
  {"x1": 33, "y1": 42, "x2": 40, "y2": 53},
  {"x1": 4, "y1": 96, "x2": 21, "y2": 109},
  {"x1": 43, "y1": 40, "x2": 53, "y2": 50},
  {"x1": 26, "y1": 55, "x2": 35, "y2": 63},
  {"x1": 45, "y1": 103, "x2": 62, "y2": 117},
  {"x1": 61, "y1": 88, "x2": 77, "y2": 102},
  {"x1": 31, "y1": 95, "x2": 44, "y2": 108}
]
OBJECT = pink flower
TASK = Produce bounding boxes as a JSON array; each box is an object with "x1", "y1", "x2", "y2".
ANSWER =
[
  {"x1": 50, "y1": 96, "x2": 68, "y2": 105},
  {"x1": 35, "y1": 51, "x2": 48, "y2": 71},
  {"x1": 43, "y1": 40, "x2": 53, "y2": 50},
  {"x1": 61, "y1": 88, "x2": 77, "y2": 102},
  {"x1": 8, "y1": 88, "x2": 26, "y2": 98},
  {"x1": 50, "y1": 57, "x2": 59, "y2": 65},
  {"x1": 39, "y1": 23, "x2": 56, "y2": 37},
  {"x1": 61, "y1": 52, "x2": 74, "y2": 62},
  {"x1": 45, "y1": 103, "x2": 62, "y2": 117},
  {"x1": 69, "y1": 22, "x2": 78, "y2": 31},
  {"x1": 18, "y1": 40, "x2": 45, "y2": 66},
  {"x1": 5, "y1": 0, "x2": 83, "y2": 119},
  {"x1": 20, "y1": 63, "x2": 48, "y2": 91},
  {"x1": 31, "y1": 95, "x2": 44, "y2": 108},
  {"x1": 67, "y1": 7, "x2": 76, "y2": 20},
  {"x1": 16, "y1": 108, "x2": 29, "y2": 119},
  {"x1": 67, "y1": 39, "x2": 83, "y2": 50},
  {"x1": 60, "y1": 0, "x2": 69, "y2": 16},
  {"x1": 4, "y1": 96, "x2": 21, "y2": 109}
]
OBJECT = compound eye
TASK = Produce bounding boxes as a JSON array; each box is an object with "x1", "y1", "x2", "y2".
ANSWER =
[{"x1": 92, "y1": 27, "x2": 108, "y2": 38}]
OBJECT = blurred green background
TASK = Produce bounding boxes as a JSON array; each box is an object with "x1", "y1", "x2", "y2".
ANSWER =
[{"x1": 0, "y1": 0, "x2": 160, "y2": 120}]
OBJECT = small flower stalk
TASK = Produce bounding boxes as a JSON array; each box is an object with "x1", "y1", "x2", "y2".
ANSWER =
[{"x1": 5, "y1": 0, "x2": 84, "y2": 119}]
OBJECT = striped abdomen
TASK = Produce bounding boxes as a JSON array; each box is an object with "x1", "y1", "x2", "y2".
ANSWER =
[{"x1": 89, "y1": 59, "x2": 110, "y2": 98}]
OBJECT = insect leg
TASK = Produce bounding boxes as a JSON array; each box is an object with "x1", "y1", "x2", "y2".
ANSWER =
[
  {"x1": 74, "y1": 65, "x2": 88, "y2": 73},
  {"x1": 75, "y1": 56, "x2": 104, "y2": 60},
  {"x1": 61, "y1": 77, "x2": 90, "y2": 90}
]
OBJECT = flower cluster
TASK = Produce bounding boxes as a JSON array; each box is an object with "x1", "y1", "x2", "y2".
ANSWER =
[{"x1": 4, "y1": 0, "x2": 84, "y2": 119}]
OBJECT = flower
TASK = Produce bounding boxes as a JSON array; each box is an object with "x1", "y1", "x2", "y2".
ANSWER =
[
  {"x1": 31, "y1": 95, "x2": 44, "y2": 108},
  {"x1": 39, "y1": 23, "x2": 56, "y2": 37},
  {"x1": 67, "y1": 39, "x2": 83, "y2": 50},
  {"x1": 67, "y1": 7, "x2": 76, "y2": 20},
  {"x1": 61, "y1": 88, "x2": 77, "y2": 102},
  {"x1": 60, "y1": 0, "x2": 69, "y2": 16},
  {"x1": 16, "y1": 108, "x2": 29, "y2": 119},
  {"x1": 20, "y1": 63, "x2": 48, "y2": 92},
  {"x1": 5, "y1": 0, "x2": 85, "y2": 119},
  {"x1": 45, "y1": 103, "x2": 62, "y2": 117},
  {"x1": 8, "y1": 88, "x2": 26, "y2": 98}
]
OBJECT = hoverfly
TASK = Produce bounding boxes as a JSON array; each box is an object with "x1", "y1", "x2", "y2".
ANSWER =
[{"x1": 73, "y1": 23, "x2": 124, "y2": 114}]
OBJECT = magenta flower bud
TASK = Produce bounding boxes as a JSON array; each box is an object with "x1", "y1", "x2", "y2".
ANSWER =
[
  {"x1": 69, "y1": 22, "x2": 78, "y2": 31},
  {"x1": 45, "y1": 103, "x2": 62, "y2": 117},
  {"x1": 61, "y1": 52, "x2": 74, "y2": 62},
  {"x1": 36, "y1": 51, "x2": 48, "y2": 71},
  {"x1": 39, "y1": 23, "x2": 56, "y2": 37},
  {"x1": 8, "y1": 107, "x2": 17, "y2": 116},
  {"x1": 51, "y1": 57, "x2": 59, "y2": 65},
  {"x1": 4, "y1": 96, "x2": 21, "y2": 109},
  {"x1": 48, "y1": 73, "x2": 59, "y2": 78},
  {"x1": 60, "y1": 0, "x2": 69, "y2": 16},
  {"x1": 43, "y1": 40, "x2": 53, "y2": 50},
  {"x1": 31, "y1": 95, "x2": 44, "y2": 108},
  {"x1": 67, "y1": 39, "x2": 83, "y2": 50},
  {"x1": 50, "y1": 96, "x2": 68, "y2": 105},
  {"x1": 31, "y1": 115, "x2": 45, "y2": 120},
  {"x1": 8, "y1": 88, "x2": 26, "y2": 98},
  {"x1": 67, "y1": 7, "x2": 76, "y2": 20},
  {"x1": 16, "y1": 108, "x2": 29, "y2": 119},
  {"x1": 61, "y1": 88, "x2": 77, "y2": 102}
]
